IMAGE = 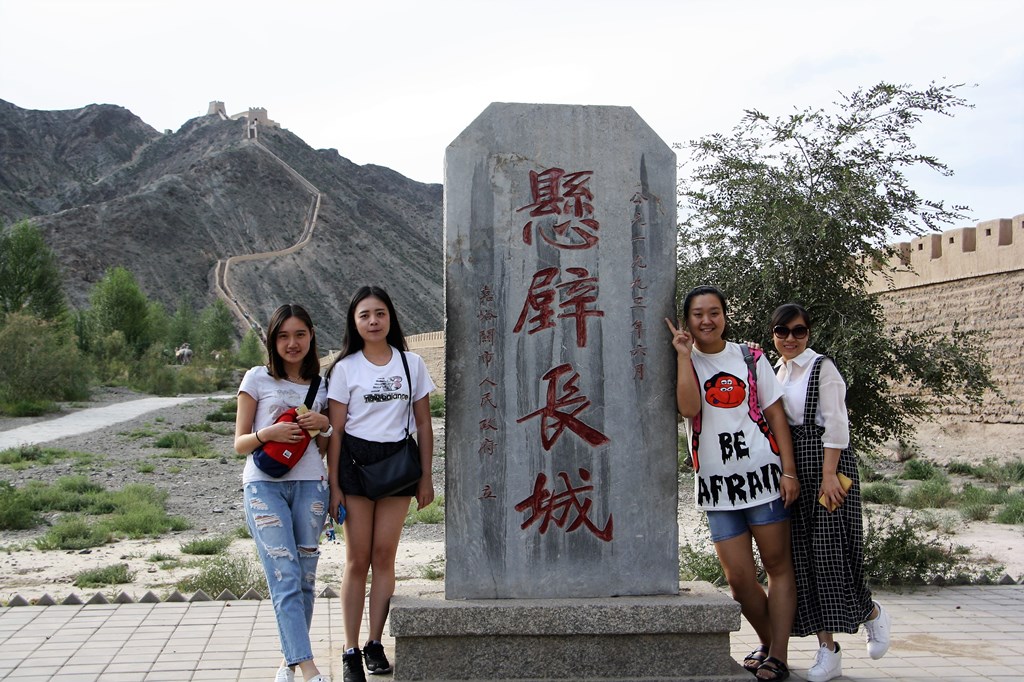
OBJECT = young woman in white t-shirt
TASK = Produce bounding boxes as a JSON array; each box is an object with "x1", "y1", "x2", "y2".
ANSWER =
[
  {"x1": 233, "y1": 304, "x2": 332, "y2": 682},
  {"x1": 326, "y1": 286, "x2": 436, "y2": 682},
  {"x1": 666, "y1": 285, "x2": 799, "y2": 682}
]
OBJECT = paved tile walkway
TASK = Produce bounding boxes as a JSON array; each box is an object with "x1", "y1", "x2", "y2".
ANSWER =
[{"x1": 0, "y1": 586, "x2": 1021, "y2": 680}]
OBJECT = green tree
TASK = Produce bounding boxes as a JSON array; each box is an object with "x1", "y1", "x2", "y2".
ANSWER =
[
  {"x1": 0, "y1": 312, "x2": 90, "y2": 414},
  {"x1": 168, "y1": 295, "x2": 197, "y2": 347},
  {"x1": 88, "y1": 267, "x2": 152, "y2": 354},
  {"x1": 0, "y1": 220, "x2": 67, "y2": 323},
  {"x1": 677, "y1": 81, "x2": 993, "y2": 452},
  {"x1": 237, "y1": 328, "x2": 265, "y2": 367},
  {"x1": 196, "y1": 299, "x2": 237, "y2": 353}
]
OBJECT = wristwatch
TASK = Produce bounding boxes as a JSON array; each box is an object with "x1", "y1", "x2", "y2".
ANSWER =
[{"x1": 321, "y1": 423, "x2": 334, "y2": 438}]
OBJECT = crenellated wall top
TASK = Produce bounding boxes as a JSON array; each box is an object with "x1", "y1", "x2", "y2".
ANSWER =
[{"x1": 866, "y1": 213, "x2": 1024, "y2": 292}]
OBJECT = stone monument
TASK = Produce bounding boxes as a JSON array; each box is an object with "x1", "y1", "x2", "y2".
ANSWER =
[{"x1": 390, "y1": 103, "x2": 747, "y2": 682}]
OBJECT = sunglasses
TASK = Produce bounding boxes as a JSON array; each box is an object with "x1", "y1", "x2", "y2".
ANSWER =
[{"x1": 773, "y1": 325, "x2": 809, "y2": 340}]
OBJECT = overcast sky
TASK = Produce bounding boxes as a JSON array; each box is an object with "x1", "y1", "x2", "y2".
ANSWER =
[{"x1": 2, "y1": 0, "x2": 1021, "y2": 229}]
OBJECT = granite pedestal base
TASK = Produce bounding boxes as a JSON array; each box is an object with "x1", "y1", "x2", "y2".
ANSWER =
[{"x1": 389, "y1": 581, "x2": 750, "y2": 682}]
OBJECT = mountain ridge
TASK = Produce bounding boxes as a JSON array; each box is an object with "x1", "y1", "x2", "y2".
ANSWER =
[{"x1": 0, "y1": 99, "x2": 443, "y2": 343}]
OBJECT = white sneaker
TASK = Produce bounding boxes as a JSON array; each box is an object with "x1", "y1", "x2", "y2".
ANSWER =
[
  {"x1": 275, "y1": 667, "x2": 295, "y2": 682},
  {"x1": 307, "y1": 676, "x2": 330, "y2": 682},
  {"x1": 806, "y1": 642, "x2": 842, "y2": 682},
  {"x1": 864, "y1": 600, "x2": 892, "y2": 659}
]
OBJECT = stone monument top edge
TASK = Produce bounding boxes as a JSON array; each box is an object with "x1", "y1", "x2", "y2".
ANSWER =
[{"x1": 446, "y1": 102, "x2": 668, "y2": 152}]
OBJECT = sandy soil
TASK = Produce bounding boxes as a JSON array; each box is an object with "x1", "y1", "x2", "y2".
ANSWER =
[{"x1": 1, "y1": 390, "x2": 1022, "y2": 602}]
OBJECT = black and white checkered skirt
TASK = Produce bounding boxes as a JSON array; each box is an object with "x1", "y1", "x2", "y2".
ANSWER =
[{"x1": 789, "y1": 357, "x2": 874, "y2": 636}]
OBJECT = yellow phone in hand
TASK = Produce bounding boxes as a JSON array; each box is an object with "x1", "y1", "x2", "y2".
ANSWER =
[
  {"x1": 818, "y1": 472, "x2": 853, "y2": 512},
  {"x1": 295, "y1": 405, "x2": 320, "y2": 437}
]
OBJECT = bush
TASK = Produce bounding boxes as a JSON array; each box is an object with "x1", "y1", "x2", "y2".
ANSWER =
[
  {"x1": 176, "y1": 552, "x2": 266, "y2": 597},
  {"x1": 205, "y1": 399, "x2": 237, "y2": 423},
  {"x1": 74, "y1": 563, "x2": 135, "y2": 588},
  {"x1": 429, "y1": 393, "x2": 445, "y2": 418},
  {"x1": 901, "y1": 459, "x2": 939, "y2": 480},
  {"x1": 904, "y1": 477, "x2": 956, "y2": 509},
  {"x1": 995, "y1": 494, "x2": 1024, "y2": 525},
  {"x1": 35, "y1": 517, "x2": 112, "y2": 550},
  {"x1": 0, "y1": 481, "x2": 39, "y2": 530},
  {"x1": 405, "y1": 495, "x2": 444, "y2": 526},
  {"x1": 0, "y1": 313, "x2": 91, "y2": 412},
  {"x1": 181, "y1": 535, "x2": 233, "y2": 555},
  {"x1": 154, "y1": 432, "x2": 215, "y2": 458},
  {"x1": 863, "y1": 510, "x2": 992, "y2": 585},
  {"x1": 861, "y1": 481, "x2": 902, "y2": 505}
]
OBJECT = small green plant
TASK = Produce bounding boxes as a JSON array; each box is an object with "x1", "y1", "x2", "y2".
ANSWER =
[
  {"x1": 917, "y1": 510, "x2": 959, "y2": 534},
  {"x1": 947, "y1": 460, "x2": 978, "y2": 477},
  {"x1": 148, "y1": 552, "x2": 176, "y2": 562},
  {"x1": 901, "y1": 459, "x2": 939, "y2": 481},
  {"x1": 405, "y1": 495, "x2": 444, "y2": 526},
  {"x1": 122, "y1": 428, "x2": 157, "y2": 440},
  {"x1": 154, "y1": 432, "x2": 215, "y2": 459},
  {"x1": 35, "y1": 518, "x2": 112, "y2": 550},
  {"x1": 995, "y1": 494, "x2": 1024, "y2": 524},
  {"x1": 73, "y1": 563, "x2": 136, "y2": 588},
  {"x1": 181, "y1": 535, "x2": 233, "y2": 555},
  {"x1": 136, "y1": 462, "x2": 156, "y2": 474},
  {"x1": 857, "y1": 461, "x2": 885, "y2": 483},
  {"x1": 183, "y1": 422, "x2": 214, "y2": 433},
  {"x1": 429, "y1": 393, "x2": 445, "y2": 417},
  {"x1": 176, "y1": 552, "x2": 265, "y2": 597},
  {"x1": 205, "y1": 399, "x2": 237, "y2": 423},
  {"x1": 861, "y1": 481, "x2": 902, "y2": 505},
  {"x1": 863, "y1": 509, "x2": 996, "y2": 585},
  {"x1": 0, "y1": 481, "x2": 39, "y2": 530},
  {"x1": 420, "y1": 559, "x2": 445, "y2": 580},
  {"x1": 234, "y1": 524, "x2": 252, "y2": 539},
  {"x1": 904, "y1": 477, "x2": 956, "y2": 509},
  {"x1": 894, "y1": 439, "x2": 920, "y2": 463}
]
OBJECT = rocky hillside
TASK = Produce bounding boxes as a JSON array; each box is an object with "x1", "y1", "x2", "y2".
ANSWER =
[{"x1": 0, "y1": 99, "x2": 443, "y2": 342}]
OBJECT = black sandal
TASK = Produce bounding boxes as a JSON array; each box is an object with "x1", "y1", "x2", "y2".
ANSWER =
[
  {"x1": 755, "y1": 656, "x2": 790, "y2": 681},
  {"x1": 742, "y1": 645, "x2": 769, "y2": 673}
]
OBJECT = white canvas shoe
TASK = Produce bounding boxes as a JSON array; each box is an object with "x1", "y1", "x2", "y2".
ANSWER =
[
  {"x1": 806, "y1": 642, "x2": 842, "y2": 682},
  {"x1": 864, "y1": 600, "x2": 892, "y2": 659},
  {"x1": 274, "y1": 666, "x2": 295, "y2": 682}
]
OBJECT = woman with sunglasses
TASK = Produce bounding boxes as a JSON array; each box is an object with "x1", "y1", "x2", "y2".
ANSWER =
[{"x1": 771, "y1": 303, "x2": 891, "y2": 682}]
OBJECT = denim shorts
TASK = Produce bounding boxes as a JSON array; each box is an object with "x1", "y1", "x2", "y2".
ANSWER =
[{"x1": 706, "y1": 499, "x2": 789, "y2": 542}]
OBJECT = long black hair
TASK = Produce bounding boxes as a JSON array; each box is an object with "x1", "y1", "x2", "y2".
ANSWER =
[
  {"x1": 682, "y1": 285, "x2": 730, "y2": 340},
  {"x1": 264, "y1": 303, "x2": 320, "y2": 381},
  {"x1": 328, "y1": 286, "x2": 407, "y2": 374}
]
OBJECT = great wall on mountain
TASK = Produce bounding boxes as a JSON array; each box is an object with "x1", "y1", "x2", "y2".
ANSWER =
[{"x1": 208, "y1": 103, "x2": 1021, "y2": 425}]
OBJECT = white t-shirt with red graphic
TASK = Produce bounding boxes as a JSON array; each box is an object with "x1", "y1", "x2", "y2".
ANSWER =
[
  {"x1": 326, "y1": 347, "x2": 435, "y2": 442},
  {"x1": 688, "y1": 342, "x2": 785, "y2": 511}
]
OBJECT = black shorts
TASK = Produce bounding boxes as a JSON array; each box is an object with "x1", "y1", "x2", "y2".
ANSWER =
[{"x1": 338, "y1": 432, "x2": 418, "y2": 498}]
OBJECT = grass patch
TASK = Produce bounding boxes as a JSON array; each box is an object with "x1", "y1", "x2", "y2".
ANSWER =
[
  {"x1": 234, "y1": 524, "x2": 251, "y2": 539},
  {"x1": 857, "y1": 462, "x2": 886, "y2": 483},
  {"x1": 121, "y1": 428, "x2": 157, "y2": 440},
  {"x1": 949, "y1": 457, "x2": 1024, "y2": 486},
  {"x1": 73, "y1": 563, "x2": 135, "y2": 588},
  {"x1": 148, "y1": 552, "x2": 176, "y2": 562},
  {"x1": 0, "y1": 399, "x2": 57, "y2": 417},
  {"x1": 136, "y1": 462, "x2": 156, "y2": 474},
  {"x1": 154, "y1": 432, "x2": 216, "y2": 459},
  {"x1": 205, "y1": 399, "x2": 237, "y2": 423},
  {"x1": 901, "y1": 459, "x2": 939, "y2": 480},
  {"x1": 176, "y1": 552, "x2": 265, "y2": 597},
  {"x1": 181, "y1": 535, "x2": 233, "y2": 555},
  {"x1": 0, "y1": 481, "x2": 40, "y2": 530},
  {"x1": 861, "y1": 481, "x2": 902, "y2": 505},
  {"x1": 429, "y1": 393, "x2": 445, "y2": 418},
  {"x1": 405, "y1": 495, "x2": 444, "y2": 526},
  {"x1": 35, "y1": 518, "x2": 112, "y2": 550},
  {"x1": 903, "y1": 476, "x2": 956, "y2": 509},
  {"x1": 420, "y1": 557, "x2": 445, "y2": 580},
  {"x1": 0, "y1": 445, "x2": 92, "y2": 470},
  {"x1": 863, "y1": 509, "x2": 999, "y2": 585},
  {"x1": 995, "y1": 494, "x2": 1024, "y2": 524}
]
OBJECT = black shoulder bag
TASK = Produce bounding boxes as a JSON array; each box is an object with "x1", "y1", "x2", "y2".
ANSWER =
[{"x1": 353, "y1": 350, "x2": 423, "y2": 500}]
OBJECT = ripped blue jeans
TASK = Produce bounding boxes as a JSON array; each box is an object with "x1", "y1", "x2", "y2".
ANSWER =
[{"x1": 244, "y1": 479, "x2": 330, "y2": 666}]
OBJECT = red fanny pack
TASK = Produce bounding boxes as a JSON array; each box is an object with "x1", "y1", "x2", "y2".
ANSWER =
[{"x1": 252, "y1": 375, "x2": 321, "y2": 477}]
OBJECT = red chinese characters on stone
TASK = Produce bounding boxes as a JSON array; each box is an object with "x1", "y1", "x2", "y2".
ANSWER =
[
  {"x1": 513, "y1": 267, "x2": 604, "y2": 347},
  {"x1": 517, "y1": 363, "x2": 610, "y2": 451},
  {"x1": 517, "y1": 168, "x2": 599, "y2": 249},
  {"x1": 514, "y1": 468, "x2": 613, "y2": 541}
]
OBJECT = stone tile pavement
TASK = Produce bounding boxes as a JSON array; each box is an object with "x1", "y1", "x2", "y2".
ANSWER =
[{"x1": 0, "y1": 586, "x2": 1021, "y2": 681}]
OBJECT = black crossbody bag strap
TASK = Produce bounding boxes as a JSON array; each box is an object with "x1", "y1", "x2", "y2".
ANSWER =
[
  {"x1": 398, "y1": 349, "x2": 414, "y2": 438},
  {"x1": 303, "y1": 375, "x2": 321, "y2": 409}
]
